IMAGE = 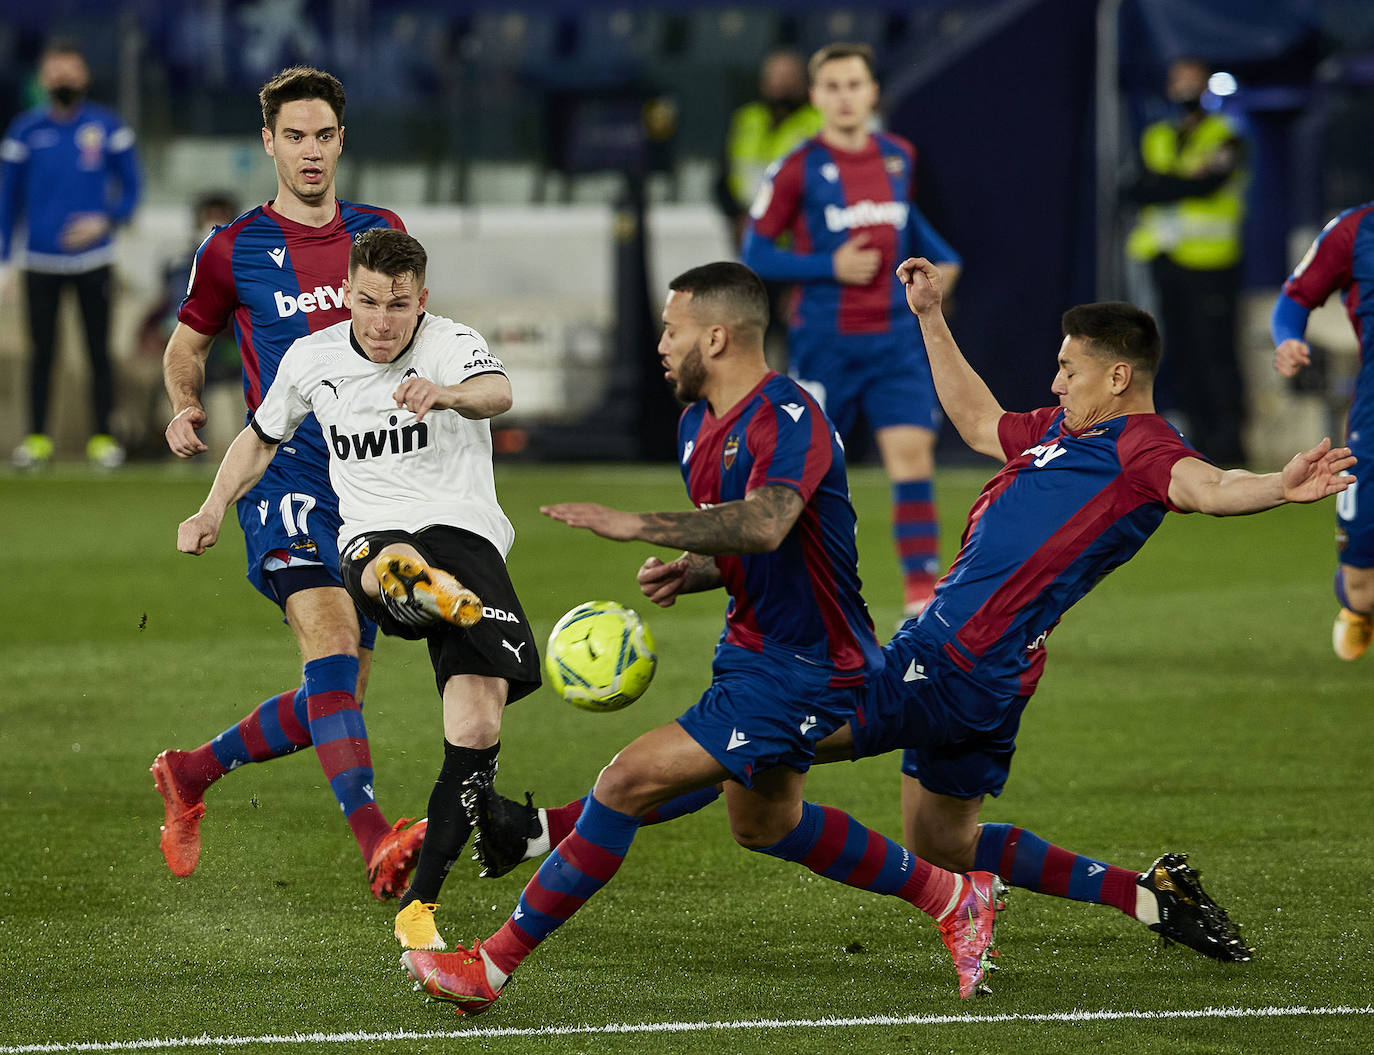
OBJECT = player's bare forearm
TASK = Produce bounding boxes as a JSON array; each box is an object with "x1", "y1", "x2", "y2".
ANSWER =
[
  {"x1": 162, "y1": 323, "x2": 214, "y2": 414},
  {"x1": 916, "y1": 306, "x2": 1003, "y2": 459},
  {"x1": 634, "y1": 486, "x2": 803, "y2": 554},
  {"x1": 1169, "y1": 442, "x2": 1356, "y2": 515},
  {"x1": 899, "y1": 257, "x2": 1002, "y2": 458},
  {"x1": 163, "y1": 323, "x2": 217, "y2": 456},
  {"x1": 678, "y1": 552, "x2": 723, "y2": 592},
  {"x1": 545, "y1": 486, "x2": 802, "y2": 553},
  {"x1": 197, "y1": 427, "x2": 276, "y2": 524}
]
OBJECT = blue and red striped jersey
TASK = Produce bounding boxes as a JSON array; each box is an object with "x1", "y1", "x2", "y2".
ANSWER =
[
  {"x1": 178, "y1": 199, "x2": 404, "y2": 466},
  {"x1": 922, "y1": 407, "x2": 1198, "y2": 698},
  {"x1": 742, "y1": 131, "x2": 958, "y2": 336},
  {"x1": 1281, "y1": 202, "x2": 1374, "y2": 441},
  {"x1": 678, "y1": 371, "x2": 882, "y2": 685}
]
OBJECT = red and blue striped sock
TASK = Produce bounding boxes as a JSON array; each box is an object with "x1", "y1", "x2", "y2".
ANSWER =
[
  {"x1": 758, "y1": 802, "x2": 962, "y2": 919},
  {"x1": 974, "y1": 822, "x2": 1139, "y2": 916},
  {"x1": 1334, "y1": 568, "x2": 1369, "y2": 613},
  {"x1": 894, "y1": 479, "x2": 939, "y2": 610},
  {"x1": 483, "y1": 792, "x2": 641, "y2": 974},
  {"x1": 174, "y1": 687, "x2": 311, "y2": 800},
  {"x1": 304, "y1": 654, "x2": 390, "y2": 861},
  {"x1": 544, "y1": 784, "x2": 721, "y2": 845}
]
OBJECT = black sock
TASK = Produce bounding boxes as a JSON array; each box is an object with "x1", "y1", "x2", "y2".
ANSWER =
[{"x1": 399, "y1": 740, "x2": 499, "y2": 907}]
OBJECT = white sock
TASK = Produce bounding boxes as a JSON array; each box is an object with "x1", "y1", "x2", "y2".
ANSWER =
[
  {"x1": 1135, "y1": 877, "x2": 1160, "y2": 926},
  {"x1": 527, "y1": 808, "x2": 551, "y2": 859},
  {"x1": 479, "y1": 947, "x2": 510, "y2": 990}
]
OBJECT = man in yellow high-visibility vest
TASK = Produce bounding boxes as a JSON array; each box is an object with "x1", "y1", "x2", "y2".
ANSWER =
[
  {"x1": 1127, "y1": 57, "x2": 1248, "y2": 464},
  {"x1": 715, "y1": 49, "x2": 823, "y2": 248}
]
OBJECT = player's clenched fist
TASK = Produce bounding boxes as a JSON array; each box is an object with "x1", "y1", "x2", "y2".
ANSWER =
[
  {"x1": 177, "y1": 512, "x2": 220, "y2": 555},
  {"x1": 897, "y1": 256, "x2": 943, "y2": 316},
  {"x1": 637, "y1": 555, "x2": 690, "y2": 607}
]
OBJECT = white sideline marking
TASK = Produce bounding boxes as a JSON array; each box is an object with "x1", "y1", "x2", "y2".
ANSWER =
[{"x1": 2, "y1": 1006, "x2": 1372, "y2": 1053}]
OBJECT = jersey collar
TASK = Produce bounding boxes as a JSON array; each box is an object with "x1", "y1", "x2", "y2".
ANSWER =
[{"x1": 348, "y1": 312, "x2": 427, "y2": 364}]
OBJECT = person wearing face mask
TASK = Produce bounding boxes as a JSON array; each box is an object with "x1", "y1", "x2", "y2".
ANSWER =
[
  {"x1": 1125, "y1": 56, "x2": 1248, "y2": 466},
  {"x1": 0, "y1": 38, "x2": 142, "y2": 468},
  {"x1": 714, "y1": 49, "x2": 824, "y2": 370},
  {"x1": 714, "y1": 49, "x2": 823, "y2": 249}
]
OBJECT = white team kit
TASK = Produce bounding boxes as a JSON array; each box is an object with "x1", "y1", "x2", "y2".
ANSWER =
[{"x1": 250, "y1": 312, "x2": 515, "y2": 556}]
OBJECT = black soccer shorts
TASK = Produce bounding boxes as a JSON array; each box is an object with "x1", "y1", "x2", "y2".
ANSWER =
[{"x1": 340, "y1": 524, "x2": 541, "y2": 702}]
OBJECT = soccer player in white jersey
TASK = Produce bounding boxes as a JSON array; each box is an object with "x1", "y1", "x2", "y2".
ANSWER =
[{"x1": 176, "y1": 229, "x2": 541, "y2": 948}]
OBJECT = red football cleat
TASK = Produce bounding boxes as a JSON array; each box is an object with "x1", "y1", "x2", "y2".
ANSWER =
[
  {"x1": 402, "y1": 940, "x2": 505, "y2": 1016},
  {"x1": 937, "y1": 870, "x2": 1007, "y2": 998},
  {"x1": 367, "y1": 816, "x2": 428, "y2": 900},
  {"x1": 150, "y1": 749, "x2": 206, "y2": 877}
]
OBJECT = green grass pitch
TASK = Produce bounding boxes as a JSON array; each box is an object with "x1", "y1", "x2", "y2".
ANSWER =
[{"x1": 1, "y1": 462, "x2": 1371, "y2": 1054}]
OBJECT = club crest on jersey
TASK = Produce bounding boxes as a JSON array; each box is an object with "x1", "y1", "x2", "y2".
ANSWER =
[
  {"x1": 722, "y1": 433, "x2": 740, "y2": 470},
  {"x1": 884, "y1": 155, "x2": 906, "y2": 176},
  {"x1": 329, "y1": 414, "x2": 429, "y2": 460}
]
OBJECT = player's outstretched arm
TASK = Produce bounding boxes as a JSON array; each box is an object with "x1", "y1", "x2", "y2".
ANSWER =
[
  {"x1": 163, "y1": 323, "x2": 216, "y2": 457},
  {"x1": 177, "y1": 426, "x2": 277, "y2": 555},
  {"x1": 896, "y1": 257, "x2": 1004, "y2": 459},
  {"x1": 1167, "y1": 438, "x2": 1356, "y2": 516},
  {"x1": 543, "y1": 485, "x2": 804, "y2": 555}
]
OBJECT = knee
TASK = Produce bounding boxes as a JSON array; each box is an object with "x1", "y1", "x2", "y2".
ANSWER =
[
  {"x1": 729, "y1": 817, "x2": 786, "y2": 851},
  {"x1": 591, "y1": 757, "x2": 660, "y2": 817}
]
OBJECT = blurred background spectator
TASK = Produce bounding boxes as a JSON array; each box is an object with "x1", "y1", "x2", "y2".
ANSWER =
[
  {"x1": 1, "y1": 38, "x2": 140, "y2": 469},
  {"x1": 0, "y1": 1, "x2": 1370, "y2": 466}
]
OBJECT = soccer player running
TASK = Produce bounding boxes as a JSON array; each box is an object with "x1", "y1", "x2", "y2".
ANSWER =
[
  {"x1": 401, "y1": 262, "x2": 1007, "y2": 1016},
  {"x1": 1271, "y1": 202, "x2": 1374, "y2": 660},
  {"x1": 475, "y1": 261, "x2": 1353, "y2": 967},
  {"x1": 177, "y1": 227, "x2": 542, "y2": 958},
  {"x1": 153, "y1": 68, "x2": 425, "y2": 899},
  {"x1": 741, "y1": 42, "x2": 961, "y2": 618}
]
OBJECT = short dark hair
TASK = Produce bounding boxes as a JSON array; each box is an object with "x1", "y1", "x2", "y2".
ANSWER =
[
  {"x1": 808, "y1": 42, "x2": 878, "y2": 83},
  {"x1": 39, "y1": 38, "x2": 86, "y2": 64},
  {"x1": 349, "y1": 228, "x2": 427, "y2": 287},
  {"x1": 668, "y1": 262, "x2": 769, "y2": 342},
  {"x1": 259, "y1": 66, "x2": 346, "y2": 132},
  {"x1": 1061, "y1": 302, "x2": 1161, "y2": 376}
]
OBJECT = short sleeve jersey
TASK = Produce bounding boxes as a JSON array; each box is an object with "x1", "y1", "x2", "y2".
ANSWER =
[
  {"x1": 250, "y1": 312, "x2": 515, "y2": 555},
  {"x1": 748, "y1": 132, "x2": 931, "y2": 336},
  {"x1": 678, "y1": 372, "x2": 882, "y2": 685},
  {"x1": 920, "y1": 407, "x2": 1198, "y2": 697},
  {"x1": 178, "y1": 199, "x2": 404, "y2": 475},
  {"x1": 1281, "y1": 202, "x2": 1374, "y2": 442}
]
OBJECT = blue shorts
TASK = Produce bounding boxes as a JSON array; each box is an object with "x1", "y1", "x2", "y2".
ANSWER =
[
  {"x1": 1337, "y1": 442, "x2": 1374, "y2": 568},
  {"x1": 849, "y1": 628, "x2": 1028, "y2": 800},
  {"x1": 787, "y1": 326, "x2": 941, "y2": 437},
  {"x1": 235, "y1": 449, "x2": 378, "y2": 650},
  {"x1": 676, "y1": 643, "x2": 862, "y2": 788}
]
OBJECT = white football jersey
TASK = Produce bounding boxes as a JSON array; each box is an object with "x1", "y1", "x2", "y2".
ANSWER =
[{"x1": 251, "y1": 312, "x2": 515, "y2": 556}]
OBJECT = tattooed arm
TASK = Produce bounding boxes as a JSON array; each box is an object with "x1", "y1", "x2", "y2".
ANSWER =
[
  {"x1": 637, "y1": 552, "x2": 724, "y2": 607},
  {"x1": 540, "y1": 484, "x2": 805, "y2": 555}
]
